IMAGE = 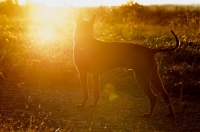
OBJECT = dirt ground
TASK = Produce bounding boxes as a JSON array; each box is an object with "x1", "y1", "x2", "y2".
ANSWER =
[{"x1": 0, "y1": 84, "x2": 200, "y2": 132}]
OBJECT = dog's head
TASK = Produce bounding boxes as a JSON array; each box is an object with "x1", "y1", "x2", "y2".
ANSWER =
[{"x1": 74, "y1": 13, "x2": 96, "y2": 42}]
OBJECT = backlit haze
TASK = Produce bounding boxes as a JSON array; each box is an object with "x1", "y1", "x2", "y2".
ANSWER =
[
  {"x1": 18, "y1": 0, "x2": 200, "y2": 7},
  {"x1": 15, "y1": 0, "x2": 200, "y2": 47}
]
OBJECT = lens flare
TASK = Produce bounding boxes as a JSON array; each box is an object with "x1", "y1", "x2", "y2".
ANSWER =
[{"x1": 104, "y1": 84, "x2": 118, "y2": 101}]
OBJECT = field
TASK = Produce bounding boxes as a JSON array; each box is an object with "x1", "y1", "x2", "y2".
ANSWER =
[{"x1": 0, "y1": 3, "x2": 200, "y2": 131}]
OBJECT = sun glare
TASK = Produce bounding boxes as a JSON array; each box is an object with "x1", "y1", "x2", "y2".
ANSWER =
[
  {"x1": 18, "y1": 0, "x2": 26, "y2": 5},
  {"x1": 18, "y1": 0, "x2": 127, "y2": 7},
  {"x1": 34, "y1": 27, "x2": 55, "y2": 45},
  {"x1": 31, "y1": 0, "x2": 66, "y2": 7},
  {"x1": 29, "y1": 6, "x2": 68, "y2": 45},
  {"x1": 17, "y1": 0, "x2": 199, "y2": 46},
  {"x1": 18, "y1": 0, "x2": 200, "y2": 7}
]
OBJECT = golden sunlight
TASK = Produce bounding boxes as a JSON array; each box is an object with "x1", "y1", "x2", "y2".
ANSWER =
[
  {"x1": 29, "y1": 7, "x2": 68, "y2": 45},
  {"x1": 30, "y1": 0, "x2": 126, "y2": 7},
  {"x1": 17, "y1": 0, "x2": 199, "y2": 46},
  {"x1": 18, "y1": 0, "x2": 26, "y2": 5},
  {"x1": 34, "y1": 27, "x2": 55, "y2": 44},
  {"x1": 18, "y1": 0, "x2": 200, "y2": 7}
]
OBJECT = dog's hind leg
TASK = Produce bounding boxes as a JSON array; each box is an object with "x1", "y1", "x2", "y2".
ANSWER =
[
  {"x1": 75, "y1": 71, "x2": 88, "y2": 108},
  {"x1": 135, "y1": 72, "x2": 157, "y2": 118},
  {"x1": 150, "y1": 65, "x2": 175, "y2": 117},
  {"x1": 92, "y1": 74, "x2": 101, "y2": 107}
]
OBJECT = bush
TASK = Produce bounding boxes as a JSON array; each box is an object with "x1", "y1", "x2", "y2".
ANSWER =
[{"x1": 0, "y1": 3, "x2": 200, "y2": 97}]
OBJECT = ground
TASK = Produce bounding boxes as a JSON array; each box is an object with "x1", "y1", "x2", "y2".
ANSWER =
[{"x1": 0, "y1": 83, "x2": 200, "y2": 132}]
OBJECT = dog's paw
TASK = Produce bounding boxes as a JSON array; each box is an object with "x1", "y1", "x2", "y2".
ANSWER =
[{"x1": 141, "y1": 113, "x2": 151, "y2": 118}]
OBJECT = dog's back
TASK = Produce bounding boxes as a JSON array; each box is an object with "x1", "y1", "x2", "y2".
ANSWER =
[{"x1": 73, "y1": 13, "x2": 177, "y2": 117}]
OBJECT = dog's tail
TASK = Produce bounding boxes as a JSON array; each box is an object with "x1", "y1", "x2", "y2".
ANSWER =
[{"x1": 154, "y1": 30, "x2": 180, "y2": 53}]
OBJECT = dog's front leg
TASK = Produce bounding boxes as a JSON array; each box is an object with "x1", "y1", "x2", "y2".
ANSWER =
[
  {"x1": 75, "y1": 71, "x2": 88, "y2": 108},
  {"x1": 92, "y1": 74, "x2": 100, "y2": 107}
]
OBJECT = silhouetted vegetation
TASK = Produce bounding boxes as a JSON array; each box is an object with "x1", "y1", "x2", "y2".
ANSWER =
[
  {"x1": 1, "y1": 2, "x2": 199, "y2": 95},
  {"x1": 0, "y1": 2, "x2": 200, "y2": 131}
]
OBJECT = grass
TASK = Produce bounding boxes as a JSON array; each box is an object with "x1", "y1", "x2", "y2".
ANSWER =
[{"x1": 0, "y1": 5, "x2": 200, "y2": 131}]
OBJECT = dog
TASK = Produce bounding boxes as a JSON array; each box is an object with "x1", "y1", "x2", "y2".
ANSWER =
[{"x1": 73, "y1": 13, "x2": 179, "y2": 118}]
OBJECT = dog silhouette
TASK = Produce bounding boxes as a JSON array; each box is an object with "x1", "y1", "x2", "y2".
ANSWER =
[{"x1": 73, "y1": 13, "x2": 179, "y2": 117}]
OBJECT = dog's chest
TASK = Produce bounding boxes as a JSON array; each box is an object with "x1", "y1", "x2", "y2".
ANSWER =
[{"x1": 74, "y1": 43, "x2": 98, "y2": 62}]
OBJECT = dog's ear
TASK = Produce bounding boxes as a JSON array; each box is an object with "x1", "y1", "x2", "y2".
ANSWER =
[
  {"x1": 89, "y1": 14, "x2": 96, "y2": 24},
  {"x1": 77, "y1": 12, "x2": 83, "y2": 22}
]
